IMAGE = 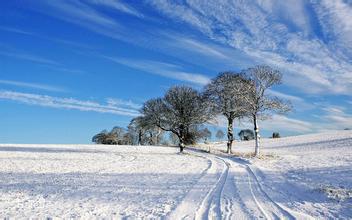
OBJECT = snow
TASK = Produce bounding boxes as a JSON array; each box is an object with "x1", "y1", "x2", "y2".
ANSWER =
[
  {"x1": 0, "y1": 130, "x2": 351, "y2": 219},
  {"x1": 200, "y1": 130, "x2": 352, "y2": 219},
  {"x1": 0, "y1": 145, "x2": 208, "y2": 218}
]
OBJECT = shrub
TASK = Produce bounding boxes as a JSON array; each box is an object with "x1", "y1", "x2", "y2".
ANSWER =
[
  {"x1": 272, "y1": 132, "x2": 280, "y2": 138},
  {"x1": 238, "y1": 129, "x2": 254, "y2": 141}
]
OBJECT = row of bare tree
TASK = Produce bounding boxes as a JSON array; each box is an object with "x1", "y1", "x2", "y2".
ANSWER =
[
  {"x1": 137, "y1": 65, "x2": 291, "y2": 156},
  {"x1": 93, "y1": 65, "x2": 291, "y2": 157}
]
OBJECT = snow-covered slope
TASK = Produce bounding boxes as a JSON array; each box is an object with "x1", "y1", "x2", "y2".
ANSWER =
[
  {"x1": 200, "y1": 130, "x2": 352, "y2": 219},
  {"x1": 0, "y1": 131, "x2": 351, "y2": 219},
  {"x1": 0, "y1": 145, "x2": 209, "y2": 218}
]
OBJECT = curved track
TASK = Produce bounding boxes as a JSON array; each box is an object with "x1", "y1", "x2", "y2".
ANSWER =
[{"x1": 169, "y1": 149, "x2": 312, "y2": 220}]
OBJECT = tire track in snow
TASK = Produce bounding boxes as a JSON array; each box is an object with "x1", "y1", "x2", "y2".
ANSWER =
[
  {"x1": 220, "y1": 161, "x2": 250, "y2": 220},
  {"x1": 246, "y1": 164, "x2": 315, "y2": 220},
  {"x1": 167, "y1": 152, "x2": 225, "y2": 220},
  {"x1": 246, "y1": 165, "x2": 295, "y2": 219},
  {"x1": 194, "y1": 150, "x2": 308, "y2": 219},
  {"x1": 168, "y1": 148, "x2": 311, "y2": 219},
  {"x1": 109, "y1": 151, "x2": 137, "y2": 162},
  {"x1": 95, "y1": 152, "x2": 136, "y2": 173},
  {"x1": 194, "y1": 158, "x2": 229, "y2": 220},
  {"x1": 225, "y1": 157, "x2": 301, "y2": 220}
]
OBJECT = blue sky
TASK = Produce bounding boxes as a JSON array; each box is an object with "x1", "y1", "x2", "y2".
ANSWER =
[{"x1": 0, "y1": 0, "x2": 351, "y2": 143}]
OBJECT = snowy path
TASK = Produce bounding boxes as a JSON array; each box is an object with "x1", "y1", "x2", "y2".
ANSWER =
[{"x1": 169, "y1": 149, "x2": 311, "y2": 220}]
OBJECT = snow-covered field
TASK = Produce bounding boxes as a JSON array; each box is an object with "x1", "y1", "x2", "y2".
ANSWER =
[{"x1": 0, "y1": 131, "x2": 351, "y2": 219}]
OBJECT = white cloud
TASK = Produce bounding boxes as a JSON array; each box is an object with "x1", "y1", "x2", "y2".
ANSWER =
[
  {"x1": 312, "y1": 0, "x2": 352, "y2": 55},
  {"x1": 148, "y1": 1, "x2": 212, "y2": 34},
  {"x1": 45, "y1": 1, "x2": 117, "y2": 27},
  {"x1": 31, "y1": 1, "x2": 124, "y2": 40},
  {"x1": 320, "y1": 106, "x2": 352, "y2": 130},
  {"x1": 106, "y1": 98, "x2": 142, "y2": 110},
  {"x1": 0, "y1": 26, "x2": 35, "y2": 36},
  {"x1": 267, "y1": 90, "x2": 315, "y2": 111},
  {"x1": 209, "y1": 114, "x2": 314, "y2": 134},
  {"x1": 267, "y1": 90, "x2": 304, "y2": 102},
  {"x1": 0, "y1": 90, "x2": 140, "y2": 117},
  {"x1": 0, "y1": 80, "x2": 66, "y2": 93},
  {"x1": 88, "y1": 0, "x2": 144, "y2": 18},
  {"x1": 103, "y1": 56, "x2": 211, "y2": 85},
  {"x1": 149, "y1": 0, "x2": 352, "y2": 95},
  {"x1": 135, "y1": 32, "x2": 255, "y2": 73},
  {"x1": 260, "y1": 115, "x2": 314, "y2": 133},
  {"x1": 176, "y1": 38, "x2": 229, "y2": 60},
  {"x1": 0, "y1": 25, "x2": 95, "y2": 50},
  {"x1": 211, "y1": 103, "x2": 352, "y2": 134},
  {"x1": 0, "y1": 51, "x2": 59, "y2": 66}
]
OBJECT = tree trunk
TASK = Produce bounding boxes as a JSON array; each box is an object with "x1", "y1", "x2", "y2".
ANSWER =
[
  {"x1": 156, "y1": 128, "x2": 162, "y2": 145},
  {"x1": 178, "y1": 129, "x2": 185, "y2": 153},
  {"x1": 179, "y1": 141, "x2": 185, "y2": 152},
  {"x1": 179, "y1": 135, "x2": 185, "y2": 152},
  {"x1": 227, "y1": 117, "x2": 234, "y2": 154},
  {"x1": 253, "y1": 114, "x2": 260, "y2": 157},
  {"x1": 149, "y1": 131, "x2": 154, "y2": 145},
  {"x1": 138, "y1": 130, "x2": 142, "y2": 145}
]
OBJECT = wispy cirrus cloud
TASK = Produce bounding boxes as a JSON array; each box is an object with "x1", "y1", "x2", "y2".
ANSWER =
[
  {"x1": 43, "y1": 0, "x2": 118, "y2": 27},
  {"x1": 0, "y1": 80, "x2": 67, "y2": 93},
  {"x1": 0, "y1": 90, "x2": 140, "y2": 117},
  {"x1": 0, "y1": 25, "x2": 95, "y2": 50},
  {"x1": 28, "y1": 0, "x2": 121, "y2": 40},
  {"x1": 0, "y1": 51, "x2": 59, "y2": 66},
  {"x1": 103, "y1": 56, "x2": 211, "y2": 85},
  {"x1": 312, "y1": 0, "x2": 352, "y2": 55},
  {"x1": 211, "y1": 114, "x2": 315, "y2": 134},
  {"x1": 210, "y1": 102, "x2": 352, "y2": 134},
  {"x1": 106, "y1": 98, "x2": 142, "y2": 110},
  {"x1": 0, "y1": 45, "x2": 88, "y2": 75},
  {"x1": 260, "y1": 115, "x2": 314, "y2": 133},
  {"x1": 156, "y1": 33, "x2": 254, "y2": 70},
  {"x1": 21, "y1": 1, "x2": 352, "y2": 96},
  {"x1": 319, "y1": 106, "x2": 352, "y2": 130},
  {"x1": 149, "y1": 0, "x2": 352, "y2": 95},
  {"x1": 0, "y1": 26, "x2": 36, "y2": 36},
  {"x1": 267, "y1": 90, "x2": 315, "y2": 111},
  {"x1": 88, "y1": 0, "x2": 144, "y2": 18}
]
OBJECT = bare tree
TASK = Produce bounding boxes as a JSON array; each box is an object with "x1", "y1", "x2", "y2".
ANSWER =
[
  {"x1": 199, "y1": 127, "x2": 212, "y2": 143},
  {"x1": 92, "y1": 127, "x2": 127, "y2": 145},
  {"x1": 215, "y1": 129, "x2": 225, "y2": 141},
  {"x1": 141, "y1": 86, "x2": 212, "y2": 152},
  {"x1": 204, "y1": 72, "x2": 250, "y2": 154},
  {"x1": 244, "y1": 65, "x2": 291, "y2": 156},
  {"x1": 127, "y1": 117, "x2": 145, "y2": 145},
  {"x1": 128, "y1": 115, "x2": 165, "y2": 146},
  {"x1": 92, "y1": 130, "x2": 109, "y2": 144}
]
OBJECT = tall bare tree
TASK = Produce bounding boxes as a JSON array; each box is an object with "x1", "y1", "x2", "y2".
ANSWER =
[
  {"x1": 244, "y1": 65, "x2": 291, "y2": 156},
  {"x1": 141, "y1": 86, "x2": 212, "y2": 152},
  {"x1": 204, "y1": 72, "x2": 250, "y2": 153}
]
